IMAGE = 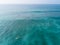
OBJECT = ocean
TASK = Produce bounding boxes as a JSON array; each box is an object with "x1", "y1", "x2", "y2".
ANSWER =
[{"x1": 0, "y1": 4, "x2": 60, "y2": 45}]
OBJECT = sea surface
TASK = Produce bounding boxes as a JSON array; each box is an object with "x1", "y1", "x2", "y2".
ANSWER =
[{"x1": 0, "y1": 4, "x2": 60, "y2": 45}]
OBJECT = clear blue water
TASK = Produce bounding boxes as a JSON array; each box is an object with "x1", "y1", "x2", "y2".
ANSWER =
[{"x1": 0, "y1": 4, "x2": 60, "y2": 45}]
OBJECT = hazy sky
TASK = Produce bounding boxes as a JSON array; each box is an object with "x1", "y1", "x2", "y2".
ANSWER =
[{"x1": 0, "y1": 0, "x2": 60, "y2": 4}]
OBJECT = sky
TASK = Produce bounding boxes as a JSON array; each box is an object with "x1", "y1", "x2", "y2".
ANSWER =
[{"x1": 0, "y1": 0, "x2": 60, "y2": 4}]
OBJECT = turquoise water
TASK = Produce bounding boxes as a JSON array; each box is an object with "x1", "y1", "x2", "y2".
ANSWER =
[{"x1": 0, "y1": 4, "x2": 60, "y2": 45}]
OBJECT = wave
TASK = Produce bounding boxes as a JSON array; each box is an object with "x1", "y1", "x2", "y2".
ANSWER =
[
  {"x1": 22, "y1": 11, "x2": 60, "y2": 13},
  {"x1": 32, "y1": 11, "x2": 60, "y2": 12}
]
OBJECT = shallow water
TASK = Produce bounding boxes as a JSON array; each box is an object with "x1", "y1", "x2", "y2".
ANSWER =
[{"x1": 0, "y1": 4, "x2": 60, "y2": 45}]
